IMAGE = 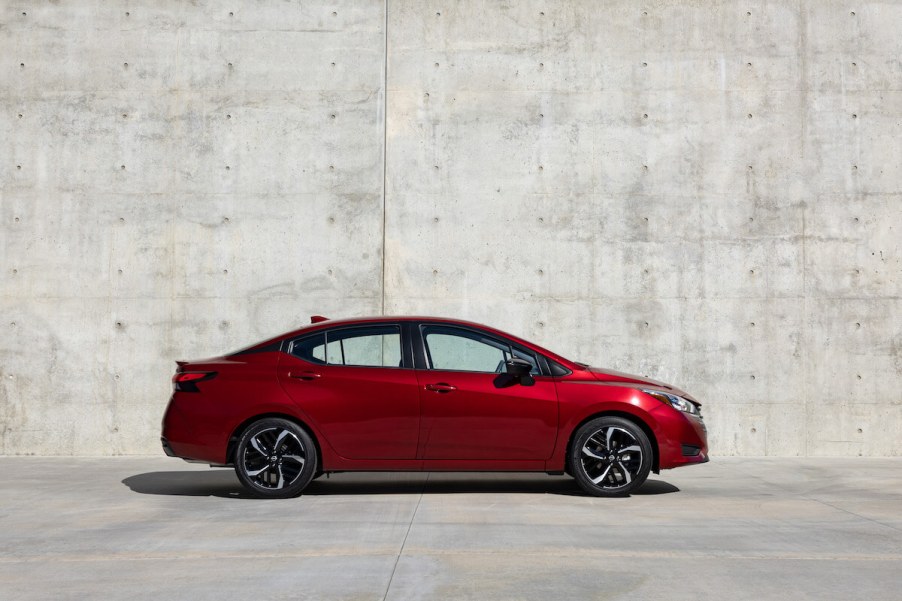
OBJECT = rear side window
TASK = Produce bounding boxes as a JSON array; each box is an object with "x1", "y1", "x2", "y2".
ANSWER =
[
  {"x1": 290, "y1": 333, "x2": 326, "y2": 364},
  {"x1": 290, "y1": 326, "x2": 402, "y2": 368}
]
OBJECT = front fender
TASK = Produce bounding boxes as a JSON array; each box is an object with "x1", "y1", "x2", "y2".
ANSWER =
[{"x1": 546, "y1": 381, "x2": 666, "y2": 471}]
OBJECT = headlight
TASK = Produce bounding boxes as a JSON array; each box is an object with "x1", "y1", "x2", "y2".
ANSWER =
[{"x1": 641, "y1": 389, "x2": 701, "y2": 416}]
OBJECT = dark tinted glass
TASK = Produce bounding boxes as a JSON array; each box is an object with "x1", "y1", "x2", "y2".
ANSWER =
[{"x1": 290, "y1": 333, "x2": 326, "y2": 364}]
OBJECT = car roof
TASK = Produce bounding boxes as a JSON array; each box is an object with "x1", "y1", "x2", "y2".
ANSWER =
[
  {"x1": 236, "y1": 315, "x2": 575, "y2": 366},
  {"x1": 257, "y1": 315, "x2": 512, "y2": 344}
]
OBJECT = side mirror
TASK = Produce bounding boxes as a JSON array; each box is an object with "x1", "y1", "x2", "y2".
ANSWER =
[{"x1": 505, "y1": 358, "x2": 535, "y2": 386}]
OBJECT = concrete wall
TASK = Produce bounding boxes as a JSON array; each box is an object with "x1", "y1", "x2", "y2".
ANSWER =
[{"x1": 1, "y1": 1, "x2": 899, "y2": 456}]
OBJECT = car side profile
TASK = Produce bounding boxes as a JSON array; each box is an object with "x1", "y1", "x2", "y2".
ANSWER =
[{"x1": 161, "y1": 316, "x2": 708, "y2": 498}]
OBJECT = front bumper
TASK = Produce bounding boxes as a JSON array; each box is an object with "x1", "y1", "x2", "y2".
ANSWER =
[{"x1": 657, "y1": 410, "x2": 709, "y2": 470}]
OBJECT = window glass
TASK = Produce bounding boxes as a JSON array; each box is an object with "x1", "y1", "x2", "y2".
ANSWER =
[
  {"x1": 423, "y1": 326, "x2": 539, "y2": 374},
  {"x1": 290, "y1": 333, "x2": 326, "y2": 364},
  {"x1": 510, "y1": 347, "x2": 540, "y2": 374},
  {"x1": 325, "y1": 326, "x2": 402, "y2": 368}
]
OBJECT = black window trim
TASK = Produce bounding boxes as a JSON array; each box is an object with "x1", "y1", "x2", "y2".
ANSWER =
[{"x1": 287, "y1": 322, "x2": 412, "y2": 369}]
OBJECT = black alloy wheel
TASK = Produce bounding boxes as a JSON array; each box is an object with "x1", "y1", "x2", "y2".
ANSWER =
[
  {"x1": 234, "y1": 418, "x2": 317, "y2": 498},
  {"x1": 570, "y1": 416, "x2": 652, "y2": 496}
]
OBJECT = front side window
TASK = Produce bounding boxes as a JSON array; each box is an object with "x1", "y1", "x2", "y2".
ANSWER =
[
  {"x1": 422, "y1": 326, "x2": 539, "y2": 374},
  {"x1": 291, "y1": 325, "x2": 402, "y2": 367}
]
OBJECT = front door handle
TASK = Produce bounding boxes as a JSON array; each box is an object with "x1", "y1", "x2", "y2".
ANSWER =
[
  {"x1": 289, "y1": 371, "x2": 322, "y2": 380},
  {"x1": 425, "y1": 383, "x2": 457, "y2": 393}
]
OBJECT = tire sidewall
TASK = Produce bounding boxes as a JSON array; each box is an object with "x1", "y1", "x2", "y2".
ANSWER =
[
  {"x1": 234, "y1": 418, "x2": 318, "y2": 499},
  {"x1": 570, "y1": 416, "x2": 652, "y2": 497}
]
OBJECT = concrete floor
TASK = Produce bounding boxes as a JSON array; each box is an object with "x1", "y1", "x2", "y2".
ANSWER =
[{"x1": 0, "y1": 457, "x2": 900, "y2": 600}]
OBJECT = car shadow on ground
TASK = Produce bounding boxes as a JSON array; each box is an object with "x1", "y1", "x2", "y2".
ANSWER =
[{"x1": 121, "y1": 470, "x2": 679, "y2": 499}]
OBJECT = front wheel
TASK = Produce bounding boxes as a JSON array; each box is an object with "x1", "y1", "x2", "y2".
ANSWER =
[
  {"x1": 569, "y1": 416, "x2": 652, "y2": 497},
  {"x1": 234, "y1": 418, "x2": 318, "y2": 498}
]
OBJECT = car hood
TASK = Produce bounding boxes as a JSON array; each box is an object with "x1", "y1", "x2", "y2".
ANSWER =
[{"x1": 586, "y1": 366, "x2": 695, "y2": 401}]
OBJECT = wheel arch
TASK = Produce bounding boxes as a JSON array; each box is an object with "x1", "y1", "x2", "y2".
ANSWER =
[
  {"x1": 565, "y1": 411, "x2": 660, "y2": 475},
  {"x1": 227, "y1": 413, "x2": 323, "y2": 472}
]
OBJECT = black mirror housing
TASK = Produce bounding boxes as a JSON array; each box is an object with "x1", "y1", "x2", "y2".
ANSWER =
[{"x1": 505, "y1": 358, "x2": 535, "y2": 386}]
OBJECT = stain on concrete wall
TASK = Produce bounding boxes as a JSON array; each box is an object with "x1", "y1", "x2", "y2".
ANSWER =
[{"x1": 1, "y1": 1, "x2": 899, "y2": 456}]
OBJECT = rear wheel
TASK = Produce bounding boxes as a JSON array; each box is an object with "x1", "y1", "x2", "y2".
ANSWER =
[
  {"x1": 569, "y1": 416, "x2": 652, "y2": 497},
  {"x1": 234, "y1": 418, "x2": 317, "y2": 498}
]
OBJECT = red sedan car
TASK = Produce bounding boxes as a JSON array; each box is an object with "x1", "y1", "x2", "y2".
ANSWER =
[{"x1": 162, "y1": 316, "x2": 708, "y2": 498}]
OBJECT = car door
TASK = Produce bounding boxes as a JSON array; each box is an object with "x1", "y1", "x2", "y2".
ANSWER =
[
  {"x1": 415, "y1": 324, "x2": 558, "y2": 460},
  {"x1": 277, "y1": 324, "x2": 420, "y2": 460}
]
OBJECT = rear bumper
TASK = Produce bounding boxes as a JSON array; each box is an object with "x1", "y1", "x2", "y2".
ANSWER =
[
  {"x1": 160, "y1": 437, "x2": 176, "y2": 457},
  {"x1": 161, "y1": 394, "x2": 230, "y2": 464}
]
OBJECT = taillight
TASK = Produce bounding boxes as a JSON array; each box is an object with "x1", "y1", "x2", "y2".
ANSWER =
[{"x1": 172, "y1": 371, "x2": 217, "y2": 392}]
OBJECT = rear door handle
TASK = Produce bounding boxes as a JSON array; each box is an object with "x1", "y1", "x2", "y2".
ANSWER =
[
  {"x1": 289, "y1": 371, "x2": 322, "y2": 380},
  {"x1": 425, "y1": 383, "x2": 457, "y2": 393}
]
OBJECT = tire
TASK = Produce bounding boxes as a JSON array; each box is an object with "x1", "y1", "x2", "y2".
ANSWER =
[
  {"x1": 234, "y1": 418, "x2": 318, "y2": 499},
  {"x1": 569, "y1": 416, "x2": 652, "y2": 497}
]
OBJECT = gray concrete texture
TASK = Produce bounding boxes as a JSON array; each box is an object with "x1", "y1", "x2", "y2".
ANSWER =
[
  {"x1": 1, "y1": 457, "x2": 901, "y2": 600},
  {"x1": 1, "y1": 1, "x2": 900, "y2": 456}
]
